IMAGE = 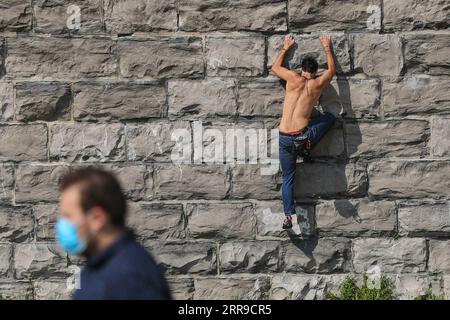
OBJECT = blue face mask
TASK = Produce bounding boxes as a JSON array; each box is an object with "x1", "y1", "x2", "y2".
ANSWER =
[{"x1": 55, "y1": 217, "x2": 87, "y2": 256}]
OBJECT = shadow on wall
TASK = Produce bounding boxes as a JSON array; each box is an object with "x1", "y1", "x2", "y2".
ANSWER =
[{"x1": 280, "y1": 51, "x2": 363, "y2": 257}]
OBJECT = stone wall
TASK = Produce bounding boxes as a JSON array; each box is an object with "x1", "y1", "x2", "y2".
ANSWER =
[{"x1": 0, "y1": 0, "x2": 449, "y2": 300}]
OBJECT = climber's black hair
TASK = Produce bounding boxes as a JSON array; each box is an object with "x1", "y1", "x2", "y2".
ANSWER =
[{"x1": 301, "y1": 56, "x2": 319, "y2": 74}]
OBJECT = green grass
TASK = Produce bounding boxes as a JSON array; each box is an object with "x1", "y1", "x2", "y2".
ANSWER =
[
  {"x1": 414, "y1": 288, "x2": 445, "y2": 300},
  {"x1": 326, "y1": 275, "x2": 446, "y2": 300},
  {"x1": 325, "y1": 275, "x2": 395, "y2": 300}
]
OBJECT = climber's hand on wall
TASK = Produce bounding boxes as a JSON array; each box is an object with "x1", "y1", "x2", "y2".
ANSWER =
[
  {"x1": 320, "y1": 34, "x2": 332, "y2": 50},
  {"x1": 271, "y1": 34, "x2": 297, "y2": 82},
  {"x1": 283, "y1": 34, "x2": 295, "y2": 51}
]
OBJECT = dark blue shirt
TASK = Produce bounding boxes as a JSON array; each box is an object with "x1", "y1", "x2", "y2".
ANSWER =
[{"x1": 73, "y1": 230, "x2": 171, "y2": 300}]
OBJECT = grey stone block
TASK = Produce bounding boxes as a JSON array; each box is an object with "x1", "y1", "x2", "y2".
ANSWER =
[
  {"x1": 6, "y1": 37, "x2": 117, "y2": 79},
  {"x1": 73, "y1": 81, "x2": 166, "y2": 121},
  {"x1": 316, "y1": 198, "x2": 396, "y2": 237},
  {"x1": 15, "y1": 82, "x2": 71, "y2": 121},
  {"x1": 206, "y1": 35, "x2": 265, "y2": 77},
  {"x1": 368, "y1": 160, "x2": 450, "y2": 199},
  {"x1": 0, "y1": 124, "x2": 48, "y2": 161},
  {"x1": 352, "y1": 238, "x2": 427, "y2": 273},
  {"x1": 118, "y1": 38, "x2": 203, "y2": 79},
  {"x1": 105, "y1": 0, "x2": 177, "y2": 34},
  {"x1": 186, "y1": 202, "x2": 256, "y2": 239},
  {"x1": 282, "y1": 237, "x2": 351, "y2": 273},
  {"x1": 145, "y1": 240, "x2": 217, "y2": 275}
]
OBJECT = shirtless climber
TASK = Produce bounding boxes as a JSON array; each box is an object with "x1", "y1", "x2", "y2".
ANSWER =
[{"x1": 271, "y1": 34, "x2": 337, "y2": 229}]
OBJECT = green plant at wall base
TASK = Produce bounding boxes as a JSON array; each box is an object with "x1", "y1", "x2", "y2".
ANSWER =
[
  {"x1": 414, "y1": 288, "x2": 445, "y2": 300},
  {"x1": 325, "y1": 275, "x2": 396, "y2": 300}
]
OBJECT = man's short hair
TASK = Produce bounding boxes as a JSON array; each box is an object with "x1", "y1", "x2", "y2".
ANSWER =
[
  {"x1": 59, "y1": 167, "x2": 127, "y2": 228},
  {"x1": 301, "y1": 56, "x2": 319, "y2": 73}
]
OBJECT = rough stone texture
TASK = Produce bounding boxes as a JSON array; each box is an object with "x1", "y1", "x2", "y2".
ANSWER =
[
  {"x1": 145, "y1": 241, "x2": 216, "y2": 275},
  {"x1": 187, "y1": 202, "x2": 256, "y2": 240},
  {"x1": 34, "y1": 204, "x2": 58, "y2": 241},
  {"x1": 126, "y1": 121, "x2": 191, "y2": 162},
  {"x1": 383, "y1": 76, "x2": 450, "y2": 116},
  {"x1": 198, "y1": 121, "x2": 270, "y2": 163},
  {"x1": 237, "y1": 78, "x2": 284, "y2": 117},
  {"x1": 155, "y1": 165, "x2": 229, "y2": 200},
  {"x1": 0, "y1": 38, "x2": 4, "y2": 77},
  {"x1": 33, "y1": 280, "x2": 73, "y2": 300},
  {"x1": 269, "y1": 274, "x2": 346, "y2": 300},
  {"x1": 0, "y1": 124, "x2": 48, "y2": 161},
  {"x1": 105, "y1": 0, "x2": 177, "y2": 34},
  {"x1": 403, "y1": 34, "x2": 450, "y2": 76},
  {"x1": 15, "y1": 165, "x2": 69, "y2": 204},
  {"x1": 167, "y1": 277, "x2": 195, "y2": 300},
  {"x1": 206, "y1": 35, "x2": 265, "y2": 77},
  {"x1": 320, "y1": 77, "x2": 381, "y2": 119},
  {"x1": 429, "y1": 240, "x2": 450, "y2": 273},
  {"x1": 127, "y1": 202, "x2": 185, "y2": 240},
  {"x1": 430, "y1": 118, "x2": 450, "y2": 157},
  {"x1": 316, "y1": 198, "x2": 396, "y2": 237},
  {"x1": 384, "y1": 0, "x2": 449, "y2": 31},
  {"x1": 33, "y1": 0, "x2": 103, "y2": 34},
  {"x1": 282, "y1": 237, "x2": 351, "y2": 273},
  {"x1": 66, "y1": 163, "x2": 153, "y2": 201},
  {"x1": 398, "y1": 202, "x2": 450, "y2": 236},
  {"x1": 73, "y1": 81, "x2": 166, "y2": 121},
  {"x1": 118, "y1": 38, "x2": 203, "y2": 79},
  {"x1": 49, "y1": 123, "x2": 125, "y2": 162},
  {"x1": 368, "y1": 161, "x2": 450, "y2": 199},
  {"x1": 6, "y1": 37, "x2": 117, "y2": 79},
  {"x1": 0, "y1": 281, "x2": 33, "y2": 299},
  {"x1": 15, "y1": 82, "x2": 71, "y2": 121},
  {"x1": 0, "y1": 206, "x2": 34, "y2": 242},
  {"x1": 295, "y1": 162, "x2": 368, "y2": 198},
  {"x1": 0, "y1": 82, "x2": 15, "y2": 121},
  {"x1": 99, "y1": 163, "x2": 153, "y2": 201},
  {"x1": 352, "y1": 34, "x2": 404, "y2": 76},
  {"x1": 13, "y1": 244, "x2": 68, "y2": 279},
  {"x1": 1, "y1": 0, "x2": 450, "y2": 300},
  {"x1": 194, "y1": 276, "x2": 270, "y2": 300},
  {"x1": 270, "y1": 273, "x2": 443, "y2": 300},
  {"x1": 219, "y1": 241, "x2": 280, "y2": 273},
  {"x1": 288, "y1": 0, "x2": 379, "y2": 32},
  {"x1": 0, "y1": 244, "x2": 12, "y2": 276},
  {"x1": 392, "y1": 273, "x2": 443, "y2": 300},
  {"x1": 0, "y1": 0, "x2": 32, "y2": 32},
  {"x1": 179, "y1": 0, "x2": 286, "y2": 32},
  {"x1": 231, "y1": 164, "x2": 281, "y2": 200},
  {"x1": 352, "y1": 238, "x2": 427, "y2": 273},
  {"x1": 268, "y1": 33, "x2": 351, "y2": 74},
  {"x1": 168, "y1": 79, "x2": 237, "y2": 119},
  {"x1": 0, "y1": 164, "x2": 15, "y2": 205},
  {"x1": 345, "y1": 120, "x2": 429, "y2": 158}
]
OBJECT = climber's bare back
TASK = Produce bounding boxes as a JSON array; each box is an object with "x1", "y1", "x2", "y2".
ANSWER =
[
  {"x1": 271, "y1": 34, "x2": 336, "y2": 133},
  {"x1": 279, "y1": 74, "x2": 323, "y2": 133}
]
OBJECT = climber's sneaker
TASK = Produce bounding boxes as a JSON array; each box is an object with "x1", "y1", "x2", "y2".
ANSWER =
[{"x1": 282, "y1": 215, "x2": 293, "y2": 229}]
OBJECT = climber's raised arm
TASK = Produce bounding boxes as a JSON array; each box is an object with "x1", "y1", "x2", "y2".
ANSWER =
[
  {"x1": 271, "y1": 34, "x2": 297, "y2": 82},
  {"x1": 316, "y1": 34, "x2": 336, "y2": 89}
]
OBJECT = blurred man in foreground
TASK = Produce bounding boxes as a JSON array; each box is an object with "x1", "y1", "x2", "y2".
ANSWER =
[{"x1": 56, "y1": 167, "x2": 171, "y2": 300}]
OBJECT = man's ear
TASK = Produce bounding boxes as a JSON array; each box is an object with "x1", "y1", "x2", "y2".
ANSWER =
[{"x1": 87, "y1": 206, "x2": 109, "y2": 232}]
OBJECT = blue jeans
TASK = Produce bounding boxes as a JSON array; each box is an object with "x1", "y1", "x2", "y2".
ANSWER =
[{"x1": 279, "y1": 112, "x2": 337, "y2": 215}]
